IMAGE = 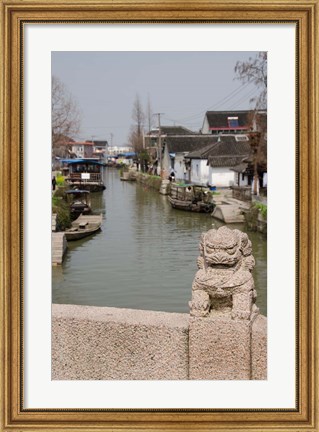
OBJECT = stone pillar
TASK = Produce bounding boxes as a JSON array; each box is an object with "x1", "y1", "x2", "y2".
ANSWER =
[
  {"x1": 159, "y1": 179, "x2": 170, "y2": 195},
  {"x1": 188, "y1": 226, "x2": 262, "y2": 380},
  {"x1": 251, "y1": 314, "x2": 267, "y2": 380},
  {"x1": 189, "y1": 311, "x2": 253, "y2": 380}
]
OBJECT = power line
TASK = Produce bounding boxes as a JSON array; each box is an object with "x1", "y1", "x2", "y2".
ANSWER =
[
  {"x1": 161, "y1": 86, "x2": 256, "y2": 129},
  {"x1": 175, "y1": 81, "x2": 252, "y2": 123},
  {"x1": 81, "y1": 125, "x2": 125, "y2": 129},
  {"x1": 216, "y1": 84, "x2": 255, "y2": 110},
  {"x1": 226, "y1": 88, "x2": 260, "y2": 110}
]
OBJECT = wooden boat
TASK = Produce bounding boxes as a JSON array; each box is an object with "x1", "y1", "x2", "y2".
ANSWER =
[
  {"x1": 62, "y1": 158, "x2": 106, "y2": 192},
  {"x1": 65, "y1": 214, "x2": 102, "y2": 241},
  {"x1": 65, "y1": 189, "x2": 91, "y2": 218},
  {"x1": 168, "y1": 184, "x2": 215, "y2": 213}
]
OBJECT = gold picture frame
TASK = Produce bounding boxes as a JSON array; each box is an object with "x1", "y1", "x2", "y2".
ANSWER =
[{"x1": 0, "y1": 0, "x2": 318, "y2": 430}]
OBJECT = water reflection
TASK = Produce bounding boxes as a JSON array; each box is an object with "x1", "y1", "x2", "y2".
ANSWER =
[{"x1": 52, "y1": 169, "x2": 267, "y2": 315}]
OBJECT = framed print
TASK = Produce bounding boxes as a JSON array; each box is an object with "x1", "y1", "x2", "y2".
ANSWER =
[{"x1": 0, "y1": 0, "x2": 318, "y2": 431}]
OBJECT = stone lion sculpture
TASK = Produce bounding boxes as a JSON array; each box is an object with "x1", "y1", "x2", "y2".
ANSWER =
[{"x1": 189, "y1": 226, "x2": 259, "y2": 320}]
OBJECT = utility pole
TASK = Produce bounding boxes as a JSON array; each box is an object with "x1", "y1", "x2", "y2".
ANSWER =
[
  {"x1": 91, "y1": 135, "x2": 96, "y2": 159},
  {"x1": 249, "y1": 131, "x2": 261, "y2": 196},
  {"x1": 154, "y1": 113, "x2": 164, "y2": 177}
]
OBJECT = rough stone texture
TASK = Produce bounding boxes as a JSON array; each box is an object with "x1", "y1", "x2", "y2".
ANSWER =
[
  {"x1": 52, "y1": 232, "x2": 67, "y2": 265},
  {"x1": 190, "y1": 226, "x2": 258, "y2": 320},
  {"x1": 52, "y1": 304, "x2": 189, "y2": 380},
  {"x1": 52, "y1": 213, "x2": 57, "y2": 232},
  {"x1": 159, "y1": 179, "x2": 170, "y2": 195},
  {"x1": 212, "y1": 204, "x2": 245, "y2": 223},
  {"x1": 52, "y1": 226, "x2": 267, "y2": 381},
  {"x1": 251, "y1": 314, "x2": 268, "y2": 379},
  {"x1": 189, "y1": 310, "x2": 252, "y2": 380},
  {"x1": 188, "y1": 226, "x2": 266, "y2": 380}
]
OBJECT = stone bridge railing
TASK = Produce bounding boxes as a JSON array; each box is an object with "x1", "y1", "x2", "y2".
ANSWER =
[{"x1": 52, "y1": 226, "x2": 267, "y2": 380}]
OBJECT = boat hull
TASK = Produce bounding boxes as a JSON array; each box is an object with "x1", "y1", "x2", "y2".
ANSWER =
[
  {"x1": 67, "y1": 182, "x2": 106, "y2": 192},
  {"x1": 65, "y1": 226, "x2": 101, "y2": 241},
  {"x1": 65, "y1": 214, "x2": 103, "y2": 241},
  {"x1": 168, "y1": 196, "x2": 214, "y2": 213}
]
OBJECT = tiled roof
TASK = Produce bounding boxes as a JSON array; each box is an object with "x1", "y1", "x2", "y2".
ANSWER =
[
  {"x1": 92, "y1": 140, "x2": 108, "y2": 146},
  {"x1": 161, "y1": 126, "x2": 196, "y2": 135},
  {"x1": 164, "y1": 136, "x2": 216, "y2": 153},
  {"x1": 230, "y1": 163, "x2": 249, "y2": 173},
  {"x1": 209, "y1": 156, "x2": 249, "y2": 167},
  {"x1": 66, "y1": 141, "x2": 94, "y2": 146},
  {"x1": 186, "y1": 141, "x2": 218, "y2": 159},
  {"x1": 205, "y1": 110, "x2": 251, "y2": 129},
  {"x1": 186, "y1": 135, "x2": 251, "y2": 167},
  {"x1": 208, "y1": 137, "x2": 251, "y2": 167}
]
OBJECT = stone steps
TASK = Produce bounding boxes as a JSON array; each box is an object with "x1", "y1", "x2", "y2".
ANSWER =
[
  {"x1": 52, "y1": 213, "x2": 57, "y2": 232},
  {"x1": 52, "y1": 232, "x2": 67, "y2": 265},
  {"x1": 212, "y1": 204, "x2": 245, "y2": 223}
]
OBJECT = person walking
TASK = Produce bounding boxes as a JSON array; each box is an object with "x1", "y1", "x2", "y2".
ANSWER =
[
  {"x1": 169, "y1": 171, "x2": 175, "y2": 182},
  {"x1": 52, "y1": 176, "x2": 57, "y2": 191}
]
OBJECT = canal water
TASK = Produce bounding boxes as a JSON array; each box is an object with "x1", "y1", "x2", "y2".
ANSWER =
[{"x1": 52, "y1": 169, "x2": 267, "y2": 316}]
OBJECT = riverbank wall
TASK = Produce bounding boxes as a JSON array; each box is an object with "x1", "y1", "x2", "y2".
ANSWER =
[
  {"x1": 52, "y1": 303, "x2": 267, "y2": 380},
  {"x1": 134, "y1": 172, "x2": 162, "y2": 191},
  {"x1": 243, "y1": 204, "x2": 267, "y2": 234}
]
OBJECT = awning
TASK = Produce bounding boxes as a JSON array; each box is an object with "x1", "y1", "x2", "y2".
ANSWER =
[
  {"x1": 60, "y1": 159, "x2": 104, "y2": 166},
  {"x1": 65, "y1": 189, "x2": 90, "y2": 194}
]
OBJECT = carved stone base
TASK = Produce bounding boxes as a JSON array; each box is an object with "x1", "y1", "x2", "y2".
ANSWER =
[
  {"x1": 189, "y1": 310, "x2": 252, "y2": 380},
  {"x1": 251, "y1": 315, "x2": 267, "y2": 380}
]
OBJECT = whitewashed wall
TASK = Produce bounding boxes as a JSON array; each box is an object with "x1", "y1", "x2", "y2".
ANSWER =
[
  {"x1": 190, "y1": 159, "x2": 209, "y2": 185},
  {"x1": 162, "y1": 146, "x2": 171, "y2": 177},
  {"x1": 263, "y1": 173, "x2": 268, "y2": 187},
  {"x1": 208, "y1": 167, "x2": 237, "y2": 187},
  {"x1": 238, "y1": 173, "x2": 249, "y2": 187},
  {"x1": 72, "y1": 145, "x2": 84, "y2": 158},
  {"x1": 201, "y1": 116, "x2": 210, "y2": 134},
  {"x1": 172, "y1": 154, "x2": 189, "y2": 181}
]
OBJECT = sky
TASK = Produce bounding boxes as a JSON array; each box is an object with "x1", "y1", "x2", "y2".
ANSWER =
[{"x1": 52, "y1": 51, "x2": 261, "y2": 147}]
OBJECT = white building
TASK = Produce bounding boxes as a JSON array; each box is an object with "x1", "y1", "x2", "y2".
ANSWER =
[
  {"x1": 108, "y1": 146, "x2": 132, "y2": 155},
  {"x1": 161, "y1": 135, "x2": 215, "y2": 181},
  {"x1": 186, "y1": 135, "x2": 252, "y2": 187},
  {"x1": 67, "y1": 141, "x2": 94, "y2": 158}
]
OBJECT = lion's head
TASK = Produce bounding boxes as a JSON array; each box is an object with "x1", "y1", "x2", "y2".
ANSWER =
[{"x1": 199, "y1": 226, "x2": 252, "y2": 268}]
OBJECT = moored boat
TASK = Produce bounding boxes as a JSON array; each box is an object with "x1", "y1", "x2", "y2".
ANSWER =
[
  {"x1": 65, "y1": 214, "x2": 102, "y2": 241},
  {"x1": 66, "y1": 189, "x2": 91, "y2": 218},
  {"x1": 168, "y1": 184, "x2": 215, "y2": 213},
  {"x1": 61, "y1": 158, "x2": 106, "y2": 192}
]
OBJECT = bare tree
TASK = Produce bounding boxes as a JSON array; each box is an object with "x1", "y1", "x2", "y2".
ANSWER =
[
  {"x1": 129, "y1": 94, "x2": 150, "y2": 171},
  {"x1": 52, "y1": 76, "x2": 82, "y2": 155},
  {"x1": 235, "y1": 53, "x2": 267, "y2": 195},
  {"x1": 127, "y1": 125, "x2": 139, "y2": 150},
  {"x1": 145, "y1": 94, "x2": 153, "y2": 133},
  {"x1": 132, "y1": 94, "x2": 144, "y2": 140},
  {"x1": 234, "y1": 52, "x2": 267, "y2": 110}
]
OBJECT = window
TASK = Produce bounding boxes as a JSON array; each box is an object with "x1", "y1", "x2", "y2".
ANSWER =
[
  {"x1": 228, "y1": 116, "x2": 239, "y2": 128},
  {"x1": 235, "y1": 135, "x2": 249, "y2": 142}
]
